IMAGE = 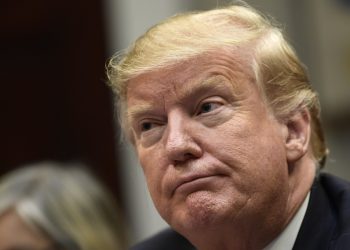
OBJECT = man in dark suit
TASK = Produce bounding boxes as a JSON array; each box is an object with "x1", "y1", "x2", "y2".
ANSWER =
[
  {"x1": 130, "y1": 172, "x2": 350, "y2": 250},
  {"x1": 107, "y1": 2, "x2": 350, "y2": 249}
]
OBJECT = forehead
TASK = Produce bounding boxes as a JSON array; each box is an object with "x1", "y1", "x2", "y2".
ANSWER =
[{"x1": 126, "y1": 50, "x2": 254, "y2": 105}]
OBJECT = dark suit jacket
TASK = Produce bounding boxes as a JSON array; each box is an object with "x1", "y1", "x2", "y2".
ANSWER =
[{"x1": 131, "y1": 173, "x2": 350, "y2": 250}]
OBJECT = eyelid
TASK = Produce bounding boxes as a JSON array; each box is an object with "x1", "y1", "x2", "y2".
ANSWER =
[
  {"x1": 140, "y1": 120, "x2": 155, "y2": 132},
  {"x1": 138, "y1": 118, "x2": 164, "y2": 133},
  {"x1": 195, "y1": 96, "x2": 225, "y2": 115}
]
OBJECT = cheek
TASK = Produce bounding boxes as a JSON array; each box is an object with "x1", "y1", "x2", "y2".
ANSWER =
[
  {"x1": 137, "y1": 147, "x2": 167, "y2": 203},
  {"x1": 204, "y1": 121, "x2": 257, "y2": 164},
  {"x1": 205, "y1": 116, "x2": 287, "y2": 174}
]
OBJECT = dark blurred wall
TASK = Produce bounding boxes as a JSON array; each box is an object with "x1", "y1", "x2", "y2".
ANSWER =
[{"x1": 0, "y1": 0, "x2": 120, "y2": 200}]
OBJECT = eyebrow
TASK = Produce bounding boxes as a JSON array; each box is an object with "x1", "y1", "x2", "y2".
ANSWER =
[
  {"x1": 126, "y1": 75, "x2": 233, "y2": 124},
  {"x1": 176, "y1": 75, "x2": 231, "y2": 100},
  {"x1": 127, "y1": 103, "x2": 156, "y2": 124}
]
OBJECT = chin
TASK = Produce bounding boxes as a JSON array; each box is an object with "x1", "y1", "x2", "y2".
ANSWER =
[{"x1": 171, "y1": 191, "x2": 230, "y2": 232}]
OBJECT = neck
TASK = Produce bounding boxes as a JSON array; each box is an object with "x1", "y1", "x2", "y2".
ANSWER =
[{"x1": 285, "y1": 155, "x2": 316, "y2": 229}]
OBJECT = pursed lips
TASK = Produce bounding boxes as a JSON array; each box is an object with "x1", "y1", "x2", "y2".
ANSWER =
[{"x1": 171, "y1": 173, "x2": 223, "y2": 197}]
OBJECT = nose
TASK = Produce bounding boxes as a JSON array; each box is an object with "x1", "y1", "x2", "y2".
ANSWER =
[{"x1": 165, "y1": 111, "x2": 203, "y2": 165}]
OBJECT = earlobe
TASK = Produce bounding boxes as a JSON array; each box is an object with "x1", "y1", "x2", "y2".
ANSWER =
[{"x1": 285, "y1": 109, "x2": 311, "y2": 163}]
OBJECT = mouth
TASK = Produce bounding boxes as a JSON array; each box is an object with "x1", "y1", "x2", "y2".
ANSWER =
[{"x1": 172, "y1": 174, "x2": 223, "y2": 197}]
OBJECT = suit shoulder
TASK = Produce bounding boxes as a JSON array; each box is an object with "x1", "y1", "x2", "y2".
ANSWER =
[
  {"x1": 130, "y1": 228, "x2": 195, "y2": 250},
  {"x1": 319, "y1": 172, "x2": 350, "y2": 214},
  {"x1": 319, "y1": 172, "x2": 350, "y2": 192},
  {"x1": 319, "y1": 173, "x2": 350, "y2": 248}
]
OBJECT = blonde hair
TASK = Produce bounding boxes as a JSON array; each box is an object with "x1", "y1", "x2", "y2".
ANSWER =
[
  {"x1": 107, "y1": 3, "x2": 328, "y2": 167},
  {"x1": 0, "y1": 162, "x2": 126, "y2": 250}
]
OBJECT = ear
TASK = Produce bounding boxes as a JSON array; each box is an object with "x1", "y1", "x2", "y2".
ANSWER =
[{"x1": 284, "y1": 109, "x2": 311, "y2": 163}]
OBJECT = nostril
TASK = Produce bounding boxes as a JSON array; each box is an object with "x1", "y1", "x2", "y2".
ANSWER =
[
  {"x1": 173, "y1": 160, "x2": 182, "y2": 166},
  {"x1": 173, "y1": 153, "x2": 196, "y2": 166},
  {"x1": 184, "y1": 152, "x2": 194, "y2": 160}
]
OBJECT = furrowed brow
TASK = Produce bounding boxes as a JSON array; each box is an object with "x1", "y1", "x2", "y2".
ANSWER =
[
  {"x1": 126, "y1": 103, "x2": 155, "y2": 124},
  {"x1": 178, "y1": 75, "x2": 232, "y2": 100}
]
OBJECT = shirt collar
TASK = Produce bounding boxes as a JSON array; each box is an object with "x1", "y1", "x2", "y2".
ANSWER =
[{"x1": 263, "y1": 192, "x2": 310, "y2": 250}]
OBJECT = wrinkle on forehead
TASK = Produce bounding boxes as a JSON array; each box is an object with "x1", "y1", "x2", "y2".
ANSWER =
[{"x1": 126, "y1": 50, "x2": 255, "y2": 120}]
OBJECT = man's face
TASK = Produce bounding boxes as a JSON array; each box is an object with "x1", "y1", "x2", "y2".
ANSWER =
[{"x1": 126, "y1": 51, "x2": 291, "y2": 237}]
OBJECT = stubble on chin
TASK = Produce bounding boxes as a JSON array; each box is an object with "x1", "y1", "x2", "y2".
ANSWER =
[{"x1": 173, "y1": 191, "x2": 228, "y2": 231}]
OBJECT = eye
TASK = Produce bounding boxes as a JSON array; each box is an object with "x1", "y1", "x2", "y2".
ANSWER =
[
  {"x1": 139, "y1": 119, "x2": 165, "y2": 133},
  {"x1": 197, "y1": 102, "x2": 222, "y2": 115},
  {"x1": 140, "y1": 121, "x2": 155, "y2": 132}
]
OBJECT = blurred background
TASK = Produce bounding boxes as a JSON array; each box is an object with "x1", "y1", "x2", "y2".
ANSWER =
[{"x1": 1, "y1": 0, "x2": 349, "y2": 246}]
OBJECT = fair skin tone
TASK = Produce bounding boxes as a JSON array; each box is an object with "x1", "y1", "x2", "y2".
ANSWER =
[
  {"x1": 0, "y1": 209, "x2": 56, "y2": 250},
  {"x1": 126, "y1": 50, "x2": 316, "y2": 250}
]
